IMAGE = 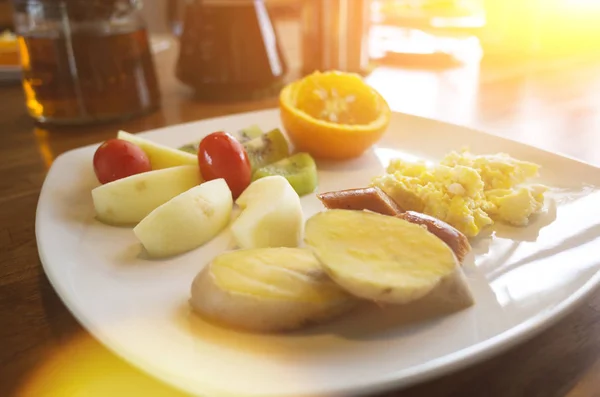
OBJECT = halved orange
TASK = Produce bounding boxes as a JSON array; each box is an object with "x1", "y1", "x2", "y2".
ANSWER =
[{"x1": 279, "y1": 71, "x2": 391, "y2": 160}]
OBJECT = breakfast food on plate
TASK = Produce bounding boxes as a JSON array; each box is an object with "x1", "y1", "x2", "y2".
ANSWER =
[
  {"x1": 305, "y1": 210, "x2": 473, "y2": 307},
  {"x1": 92, "y1": 165, "x2": 201, "y2": 225},
  {"x1": 82, "y1": 70, "x2": 562, "y2": 338},
  {"x1": 317, "y1": 187, "x2": 471, "y2": 262},
  {"x1": 197, "y1": 131, "x2": 252, "y2": 199},
  {"x1": 279, "y1": 71, "x2": 391, "y2": 159},
  {"x1": 252, "y1": 152, "x2": 318, "y2": 196},
  {"x1": 397, "y1": 211, "x2": 471, "y2": 264},
  {"x1": 184, "y1": 125, "x2": 316, "y2": 197},
  {"x1": 440, "y1": 150, "x2": 541, "y2": 190},
  {"x1": 93, "y1": 139, "x2": 152, "y2": 184},
  {"x1": 242, "y1": 128, "x2": 290, "y2": 172},
  {"x1": 317, "y1": 186, "x2": 403, "y2": 216},
  {"x1": 231, "y1": 176, "x2": 303, "y2": 249},
  {"x1": 179, "y1": 125, "x2": 265, "y2": 154},
  {"x1": 484, "y1": 185, "x2": 547, "y2": 227},
  {"x1": 372, "y1": 149, "x2": 547, "y2": 237},
  {"x1": 190, "y1": 247, "x2": 355, "y2": 332},
  {"x1": 179, "y1": 128, "x2": 289, "y2": 173},
  {"x1": 134, "y1": 179, "x2": 232, "y2": 257},
  {"x1": 190, "y1": 207, "x2": 473, "y2": 333},
  {"x1": 235, "y1": 125, "x2": 267, "y2": 143},
  {"x1": 118, "y1": 130, "x2": 198, "y2": 169}
]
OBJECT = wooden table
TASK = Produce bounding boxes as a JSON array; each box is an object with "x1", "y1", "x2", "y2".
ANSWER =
[{"x1": 1, "y1": 23, "x2": 599, "y2": 397}]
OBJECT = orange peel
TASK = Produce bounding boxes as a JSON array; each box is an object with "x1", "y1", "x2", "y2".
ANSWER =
[{"x1": 279, "y1": 71, "x2": 391, "y2": 160}]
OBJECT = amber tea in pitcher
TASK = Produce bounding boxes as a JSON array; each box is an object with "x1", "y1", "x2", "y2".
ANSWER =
[{"x1": 12, "y1": 0, "x2": 160, "y2": 125}]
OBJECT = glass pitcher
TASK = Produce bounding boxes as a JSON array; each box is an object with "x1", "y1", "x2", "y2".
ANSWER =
[
  {"x1": 12, "y1": 0, "x2": 161, "y2": 125},
  {"x1": 169, "y1": 0, "x2": 288, "y2": 101}
]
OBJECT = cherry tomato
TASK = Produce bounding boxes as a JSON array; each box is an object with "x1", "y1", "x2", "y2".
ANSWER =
[
  {"x1": 198, "y1": 132, "x2": 251, "y2": 198},
  {"x1": 93, "y1": 139, "x2": 151, "y2": 184}
]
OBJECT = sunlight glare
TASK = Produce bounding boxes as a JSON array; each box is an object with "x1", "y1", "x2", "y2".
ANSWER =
[
  {"x1": 562, "y1": 0, "x2": 599, "y2": 7},
  {"x1": 16, "y1": 334, "x2": 189, "y2": 397}
]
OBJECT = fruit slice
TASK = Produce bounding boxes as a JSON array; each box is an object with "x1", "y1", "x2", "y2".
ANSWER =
[
  {"x1": 243, "y1": 128, "x2": 289, "y2": 172},
  {"x1": 178, "y1": 143, "x2": 198, "y2": 155},
  {"x1": 178, "y1": 125, "x2": 264, "y2": 154},
  {"x1": 133, "y1": 179, "x2": 232, "y2": 258},
  {"x1": 117, "y1": 130, "x2": 197, "y2": 169},
  {"x1": 305, "y1": 210, "x2": 473, "y2": 307},
  {"x1": 92, "y1": 165, "x2": 201, "y2": 225},
  {"x1": 236, "y1": 124, "x2": 265, "y2": 143},
  {"x1": 190, "y1": 247, "x2": 355, "y2": 332},
  {"x1": 279, "y1": 71, "x2": 391, "y2": 160},
  {"x1": 231, "y1": 176, "x2": 303, "y2": 249},
  {"x1": 252, "y1": 152, "x2": 318, "y2": 196}
]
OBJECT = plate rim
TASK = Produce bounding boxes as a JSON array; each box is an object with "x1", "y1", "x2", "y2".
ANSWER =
[{"x1": 35, "y1": 108, "x2": 600, "y2": 397}]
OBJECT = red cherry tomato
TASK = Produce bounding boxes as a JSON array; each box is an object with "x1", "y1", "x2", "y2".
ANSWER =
[
  {"x1": 93, "y1": 139, "x2": 152, "y2": 184},
  {"x1": 198, "y1": 132, "x2": 251, "y2": 198}
]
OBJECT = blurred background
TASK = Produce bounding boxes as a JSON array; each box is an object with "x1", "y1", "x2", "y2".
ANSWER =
[
  {"x1": 2, "y1": 1, "x2": 600, "y2": 154},
  {"x1": 5, "y1": 0, "x2": 600, "y2": 72},
  {"x1": 153, "y1": 0, "x2": 600, "y2": 64},
  {"x1": 136, "y1": 0, "x2": 600, "y2": 71},
  {"x1": 2, "y1": 0, "x2": 600, "y2": 161},
  {"x1": 4, "y1": 0, "x2": 599, "y2": 118}
]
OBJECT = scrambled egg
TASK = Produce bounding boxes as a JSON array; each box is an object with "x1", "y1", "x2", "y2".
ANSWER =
[{"x1": 371, "y1": 149, "x2": 547, "y2": 237}]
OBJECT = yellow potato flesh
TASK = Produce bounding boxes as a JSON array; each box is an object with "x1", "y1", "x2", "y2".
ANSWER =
[
  {"x1": 211, "y1": 248, "x2": 348, "y2": 304},
  {"x1": 191, "y1": 248, "x2": 355, "y2": 332},
  {"x1": 305, "y1": 210, "x2": 461, "y2": 304}
]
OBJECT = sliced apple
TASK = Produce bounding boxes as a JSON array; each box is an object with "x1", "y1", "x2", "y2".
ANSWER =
[
  {"x1": 92, "y1": 165, "x2": 201, "y2": 225},
  {"x1": 133, "y1": 179, "x2": 232, "y2": 258},
  {"x1": 190, "y1": 247, "x2": 356, "y2": 332},
  {"x1": 231, "y1": 175, "x2": 303, "y2": 249},
  {"x1": 305, "y1": 210, "x2": 473, "y2": 309},
  {"x1": 118, "y1": 130, "x2": 198, "y2": 169}
]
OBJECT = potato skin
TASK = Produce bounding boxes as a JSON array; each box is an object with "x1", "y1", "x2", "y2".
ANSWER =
[
  {"x1": 317, "y1": 187, "x2": 403, "y2": 216},
  {"x1": 416, "y1": 264, "x2": 474, "y2": 310},
  {"x1": 397, "y1": 211, "x2": 472, "y2": 263}
]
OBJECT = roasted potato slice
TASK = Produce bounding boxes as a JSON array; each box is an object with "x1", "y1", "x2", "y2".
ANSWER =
[
  {"x1": 190, "y1": 248, "x2": 356, "y2": 333},
  {"x1": 317, "y1": 187, "x2": 471, "y2": 263},
  {"x1": 305, "y1": 210, "x2": 473, "y2": 308}
]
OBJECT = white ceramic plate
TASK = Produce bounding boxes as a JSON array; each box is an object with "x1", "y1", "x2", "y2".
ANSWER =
[{"x1": 36, "y1": 109, "x2": 600, "y2": 397}]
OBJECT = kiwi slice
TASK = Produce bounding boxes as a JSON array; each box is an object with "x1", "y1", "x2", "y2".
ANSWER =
[
  {"x1": 236, "y1": 125, "x2": 264, "y2": 143},
  {"x1": 178, "y1": 142, "x2": 199, "y2": 155},
  {"x1": 243, "y1": 128, "x2": 290, "y2": 172},
  {"x1": 178, "y1": 125, "x2": 265, "y2": 155},
  {"x1": 252, "y1": 153, "x2": 318, "y2": 196}
]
